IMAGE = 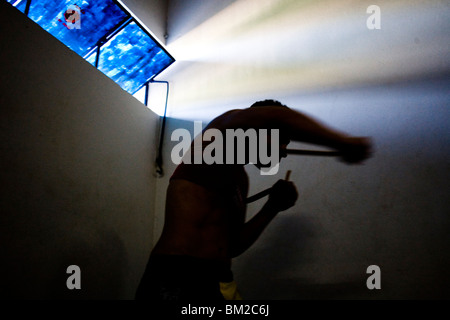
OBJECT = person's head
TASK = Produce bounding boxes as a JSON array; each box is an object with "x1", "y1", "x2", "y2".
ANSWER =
[
  {"x1": 250, "y1": 100, "x2": 291, "y2": 172},
  {"x1": 250, "y1": 99, "x2": 289, "y2": 109},
  {"x1": 250, "y1": 99, "x2": 291, "y2": 144}
]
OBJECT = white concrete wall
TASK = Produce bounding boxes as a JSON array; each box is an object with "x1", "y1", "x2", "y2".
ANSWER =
[
  {"x1": 0, "y1": 2, "x2": 161, "y2": 299},
  {"x1": 163, "y1": 0, "x2": 449, "y2": 120},
  {"x1": 153, "y1": 0, "x2": 450, "y2": 299},
  {"x1": 121, "y1": 0, "x2": 168, "y2": 44}
]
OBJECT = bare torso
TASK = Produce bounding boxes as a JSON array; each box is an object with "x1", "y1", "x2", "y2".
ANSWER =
[{"x1": 152, "y1": 175, "x2": 248, "y2": 265}]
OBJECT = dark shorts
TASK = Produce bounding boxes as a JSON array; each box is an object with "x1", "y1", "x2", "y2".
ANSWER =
[{"x1": 135, "y1": 254, "x2": 232, "y2": 301}]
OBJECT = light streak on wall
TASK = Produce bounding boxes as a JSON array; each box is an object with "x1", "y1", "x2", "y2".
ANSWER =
[{"x1": 162, "y1": 0, "x2": 450, "y2": 119}]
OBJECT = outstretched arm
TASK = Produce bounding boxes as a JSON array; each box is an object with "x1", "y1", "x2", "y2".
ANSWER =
[
  {"x1": 209, "y1": 105, "x2": 373, "y2": 164},
  {"x1": 230, "y1": 177, "x2": 298, "y2": 257}
]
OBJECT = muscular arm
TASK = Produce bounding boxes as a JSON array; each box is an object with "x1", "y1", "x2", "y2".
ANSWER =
[
  {"x1": 230, "y1": 179, "x2": 298, "y2": 257},
  {"x1": 210, "y1": 105, "x2": 372, "y2": 163},
  {"x1": 230, "y1": 203, "x2": 279, "y2": 257},
  {"x1": 220, "y1": 105, "x2": 371, "y2": 256}
]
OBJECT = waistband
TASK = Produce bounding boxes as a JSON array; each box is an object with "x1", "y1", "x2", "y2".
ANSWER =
[{"x1": 148, "y1": 254, "x2": 234, "y2": 282}]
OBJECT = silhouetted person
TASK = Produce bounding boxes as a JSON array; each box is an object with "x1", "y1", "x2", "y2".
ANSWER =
[{"x1": 135, "y1": 100, "x2": 372, "y2": 301}]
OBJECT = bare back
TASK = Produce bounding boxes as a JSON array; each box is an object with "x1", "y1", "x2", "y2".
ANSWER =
[{"x1": 152, "y1": 170, "x2": 248, "y2": 264}]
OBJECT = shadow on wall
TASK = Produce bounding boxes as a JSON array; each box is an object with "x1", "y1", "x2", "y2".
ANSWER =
[
  {"x1": 47, "y1": 227, "x2": 128, "y2": 299},
  {"x1": 232, "y1": 150, "x2": 450, "y2": 300},
  {"x1": 233, "y1": 213, "x2": 372, "y2": 300},
  {"x1": 166, "y1": 0, "x2": 239, "y2": 43},
  {"x1": 152, "y1": 76, "x2": 450, "y2": 300},
  {"x1": 0, "y1": 1, "x2": 161, "y2": 299},
  {"x1": 1, "y1": 222, "x2": 127, "y2": 299}
]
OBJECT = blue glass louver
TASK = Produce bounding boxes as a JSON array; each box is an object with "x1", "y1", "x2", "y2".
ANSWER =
[
  {"x1": 97, "y1": 21, "x2": 174, "y2": 94},
  {"x1": 6, "y1": 0, "x2": 26, "y2": 12},
  {"x1": 27, "y1": 0, "x2": 129, "y2": 57},
  {"x1": 5, "y1": 0, "x2": 174, "y2": 96},
  {"x1": 86, "y1": 50, "x2": 97, "y2": 66}
]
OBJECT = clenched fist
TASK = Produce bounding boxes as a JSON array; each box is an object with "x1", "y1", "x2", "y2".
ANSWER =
[{"x1": 339, "y1": 137, "x2": 373, "y2": 164}]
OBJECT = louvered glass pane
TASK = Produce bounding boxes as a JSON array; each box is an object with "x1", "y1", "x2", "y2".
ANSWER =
[{"x1": 97, "y1": 21, "x2": 174, "y2": 94}]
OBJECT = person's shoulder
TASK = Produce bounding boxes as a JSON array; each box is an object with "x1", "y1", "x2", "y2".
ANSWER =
[
  {"x1": 215, "y1": 109, "x2": 245, "y2": 120},
  {"x1": 206, "y1": 108, "x2": 246, "y2": 130},
  {"x1": 213, "y1": 106, "x2": 290, "y2": 130}
]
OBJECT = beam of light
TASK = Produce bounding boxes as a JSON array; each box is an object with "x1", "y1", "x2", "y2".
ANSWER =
[
  {"x1": 147, "y1": 82, "x2": 169, "y2": 116},
  {"x1": 161, "y1": 0, "x2": 450, "y2": 120}
]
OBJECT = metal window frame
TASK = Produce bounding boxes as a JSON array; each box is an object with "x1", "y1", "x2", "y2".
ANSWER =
[{"x1": 17, "y1": 0, "x2": 174, "y2": 103}]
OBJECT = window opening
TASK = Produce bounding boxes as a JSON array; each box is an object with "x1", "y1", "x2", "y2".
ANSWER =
[{"x1": 5, "y1": 0, "x2": 174, "y2": 97}]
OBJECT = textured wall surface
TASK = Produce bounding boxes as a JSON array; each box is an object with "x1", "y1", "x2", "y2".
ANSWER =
[
  {"x1": 0, "y1": 2, "x2": 160, "y2": 299},
  {"x1": 153, "y1": 0, "x2": 450, "y2": 299}
]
